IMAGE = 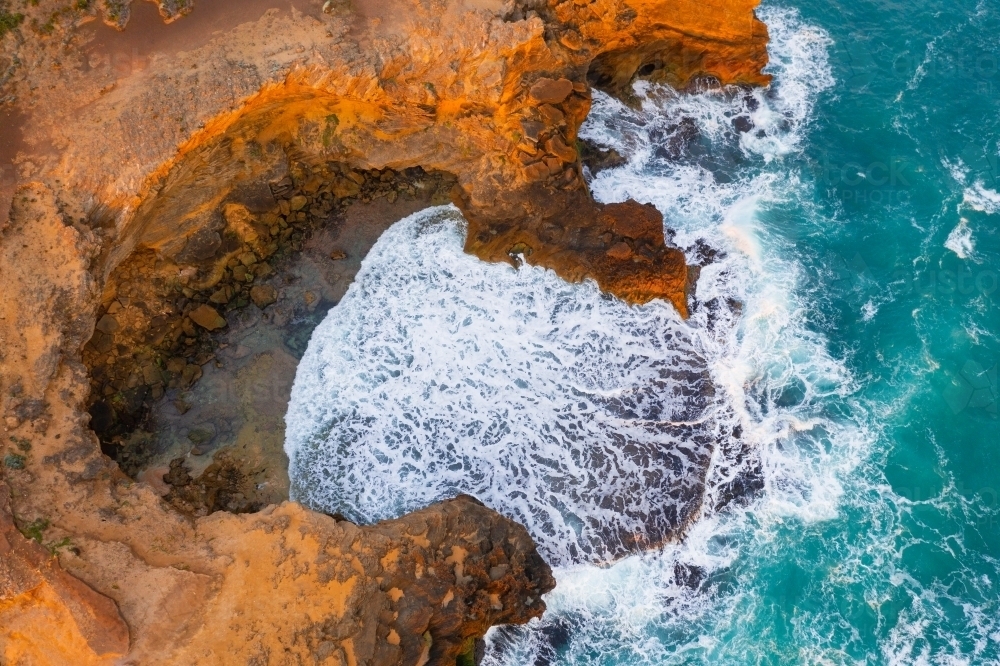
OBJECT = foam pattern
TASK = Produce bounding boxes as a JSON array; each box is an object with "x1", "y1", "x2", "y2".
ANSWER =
[{"x1": 285, "y1": 208, "x2": 717, "y2": 564}]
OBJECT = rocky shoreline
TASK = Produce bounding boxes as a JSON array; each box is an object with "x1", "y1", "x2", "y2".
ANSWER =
[
  {"x1": 0, "y1": 0, "x2": 769, "y2": 661},
  {"x1": 84, "y1": 162, "x2": 455, "y2": 515}
]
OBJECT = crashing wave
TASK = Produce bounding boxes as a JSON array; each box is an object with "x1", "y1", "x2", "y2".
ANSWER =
[{"x1": 285, "y1": 206, "x2": 719, "y2": 564}]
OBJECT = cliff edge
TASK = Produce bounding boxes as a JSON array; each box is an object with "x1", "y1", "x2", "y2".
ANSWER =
[{"x1": 0, "y1": 0, "x2": 768, "y2": 661}]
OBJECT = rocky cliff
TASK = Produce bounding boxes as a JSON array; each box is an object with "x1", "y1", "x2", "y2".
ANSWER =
[{"x1": 0, "y1": 0, "x2": 768, "y2": 661}]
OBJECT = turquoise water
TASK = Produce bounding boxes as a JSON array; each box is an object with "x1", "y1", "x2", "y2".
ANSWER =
[
  {"x1": 716, "y1": 1, "x2": 1000, "y2": 661},
  {"x1": 572, "y1": 0, "x2": 1000, "y2": 661},
  {"x1": 287, "y1": 1, "x2": 1000, "y2": 662}
]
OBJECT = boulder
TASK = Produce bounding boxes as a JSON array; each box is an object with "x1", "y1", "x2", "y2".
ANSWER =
[
  {"x1": 249, "y1": 285, "x2": 278, "y2": 308},
  {"x1": 188, "y1": 305, "x2": 227, "y2": 331},
  {"x1": 529, "y1": 77, "x2": 575, "y2": 104}
]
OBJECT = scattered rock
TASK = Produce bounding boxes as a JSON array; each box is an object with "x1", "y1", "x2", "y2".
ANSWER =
[
  {"x1": 166, "y1": 357, "x2": 186, "y2": 373},
  {"x1": 249, "y1": 285, "x2": 278, "y2": 308},
  {"x1": 181, "y1": 364, "x2": 203, "y2": 387},
  {"x1": 538, "y1": 104, "x2": 565, "y2": 126},
  {"x1": 332, "y1": 177, "x2": 361, "y2": 198},
  {"x1": 523, "y1": 162, "x2": 550, "y2": 182},
  {"x1": 329, "y1": 250, "x2": 347, "y2": 260},
  {"x1": 520, "y1": 119, "x2": 545, "y2": 141},
  {"x1": 188, "y1": 304, "x2": 227, "y2": 331},
  {"x1": 254, "y1": 262, "x2": 274, "y2": 279},
  {"x1": 209, "y1": 285, "x2": 233, "y2": 304}
]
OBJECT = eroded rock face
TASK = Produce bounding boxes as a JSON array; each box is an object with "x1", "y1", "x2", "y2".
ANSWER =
[
  {"x1": 145, "y1": 495, "x2": 553, "y2": 664},
  {"x1": 463, "y1": 189, "x2": 690, "y2": 314},
  {"x1": 1, "y1": 479, "x2": 130, "y2": 663},
  {"x1": 0, "y1": 0, "x2": 768, "y2": 660}
]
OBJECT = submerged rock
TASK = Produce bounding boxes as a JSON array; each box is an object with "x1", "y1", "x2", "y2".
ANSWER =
[
  {"x1": 188, "y1": 304, "x2": 227, "y2": 331},
  {"x1": 249, "y1": 284, "x2": 277, "y2": 308}
]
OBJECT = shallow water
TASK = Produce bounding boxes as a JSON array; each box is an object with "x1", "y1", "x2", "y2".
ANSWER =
[{"x1": 287, "y1": 1, "x2": 1000, "y2": 662}]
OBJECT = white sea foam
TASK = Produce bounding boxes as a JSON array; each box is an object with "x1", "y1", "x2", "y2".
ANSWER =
[
  {"x1": 963, "y1": 181, "x2": 1000, "y2": 215},
  {"x1": 945, "y1": 218, "x2": 975, "y2": 259},
  {"x1": 285, "y1": 207, "x2": 716, "y2": 563},
  {"x1": 942, "y1": 159, "x2": 1000, "y2": 259},
  {"x1": 285, "y1": 4, "x2": 876, "y2": 664}
]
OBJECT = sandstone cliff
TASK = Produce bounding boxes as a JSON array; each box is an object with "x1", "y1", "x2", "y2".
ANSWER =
[{"x1": 0, "y1": 0, "x2": 768, "y2": 661}]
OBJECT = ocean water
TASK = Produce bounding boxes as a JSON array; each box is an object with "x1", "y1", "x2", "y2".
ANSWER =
[{"x1": 286, "y1": 1, "x2": 1000, "y2": 663}]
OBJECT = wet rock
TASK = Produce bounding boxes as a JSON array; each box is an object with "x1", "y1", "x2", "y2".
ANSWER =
[
  {"x1": 189, "y1": 304, "x2": 227, "y2": 331},
  {"x1": 578, "y1": 139, "x2": 627, "y2": 174},
  {"x1": 529, "y1": 77, "x2": 574, "y2": 104},
  {"x1": 465, "y1": 192, "x2": 689, "y2": 314},
  {"x1": 732, "y1": 115, "x2": 753, "y2": 133},
  {"x1": 249, "y1": 285, "x2": 278, "y2": 308}
]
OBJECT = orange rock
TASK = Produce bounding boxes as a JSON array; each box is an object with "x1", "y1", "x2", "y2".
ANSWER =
[
  {"x1": 545, "y1": 135, "x2": 579, "y2": 163},
  {"x1": 1, "y1": 481, "x2": 129, "y2": 664},
  {"x1": 188, "y1": 304, "x2": 226, "y2": 331},
  {"x1": 464, "y1": 190, "x2": 689, "y2": 316},
  {"x1": 529, "y1": 77, "x2": 575, "y2": 104}
]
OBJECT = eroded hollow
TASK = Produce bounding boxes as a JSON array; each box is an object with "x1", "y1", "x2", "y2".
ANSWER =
[{"x1": 83, "y1": 157, "x2": 457, "y2": 516}]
